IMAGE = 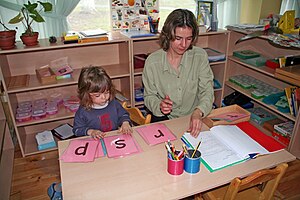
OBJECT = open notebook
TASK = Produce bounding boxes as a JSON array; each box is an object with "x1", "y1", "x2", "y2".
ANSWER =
[{"x1": 182, "y1": 125, "x2": 270, "y2": 172}]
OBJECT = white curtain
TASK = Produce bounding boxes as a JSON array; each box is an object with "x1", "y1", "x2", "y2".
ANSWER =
[
  {"x1": 0, "y1": 0, "x2": 80, "y2": 40},
  {"x1": 280, "y1": 0, "x2": 300, "y2": 18},
  {"x1": 217, "y1": 0, "x2": 241, "y2": 29}
]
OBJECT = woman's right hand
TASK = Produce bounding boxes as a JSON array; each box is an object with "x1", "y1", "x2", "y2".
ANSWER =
[{"x1": 160, "y1": 95, "x2": 173, "y2": 115}]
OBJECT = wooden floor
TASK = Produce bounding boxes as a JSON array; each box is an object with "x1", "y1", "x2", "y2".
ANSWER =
[{"x1": 9, "y1": 146, "x2": 300, "y2": 200}]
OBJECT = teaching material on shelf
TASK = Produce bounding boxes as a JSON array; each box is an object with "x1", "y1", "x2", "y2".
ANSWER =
[
  {"x1": 60, "y1": 138, "x2": 104, "y2": 163},
  {"x1": 115, "y1": 91, "x2": 129, "y2": 102},
  {"x1": 274, "y1": 121, "x2": 294, "y2": 137},
  {"x1": 247, "y1": 107, "x2": 277, "y2": 125},
  {"x1": 275, "y1": 65, "x2": 300, "y2": 87},
  {"x1": 78, "y1": 35, "x2": 109, "y2": 43},
  {"x1": 285, "y1": 86, "x2": 298, "y2": 116},
  {"x1": 242, "y1": 56, "x2": 267, "y2": 67},
  {"x1": 181, "y1": 125, "x2": 269, "y2": 172},
  {"x1": 233, "y1": 50, "x2": 260, "y2": 60},
  {"x1": 262, "y1": 118, "x2": 285, "y2": 133},
  {"x1": 134, "y1": 54, "x2": 148, "y2": 69},
  {"x1": 103, "y1": 134, "x2": 141, "y2": 158},
  {"x1": 50, "y1": 57, "x2": 73, "y2": 76},
  {"x1": 64, "y1": 32, "x2": 79, "y2": 41},
  {"x1": 204, "y1": 48, "x2": 226, "y2": 62},
  {"x1": 135, "y1": 123, "x2": 176, "y2": 146},
  {"x1": 266, "y1": 59, "x2": 280, "y2": 69},
  {"x1": 203, "y1": 104, "x2": 250, "y2": 128},
  {"x1": 79, "y1": 29, "x2": 108, "y2": 37},
  {"x1": 7, "y1": 74, "x2": 30, "y2": 89},
  {"x1": 35, "y1": 66, "x2": 57, "y2": 84},
  {"x1": 120, "y1": 29, "x2": 155, "y2": 38},
  {"x1": 35, "y1": 130, "x2": 56, "y2": 151},
  {"x1": 51, "y1": 123, "x2": 75, "y2": 140}
]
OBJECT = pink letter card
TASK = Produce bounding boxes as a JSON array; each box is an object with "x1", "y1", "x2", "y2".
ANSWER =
[
  {"x1": 135, "y1": 123, "x2": 176, "y2": 146},
  {"x1": 103, "y1": 134, "x2": 142, "y2": 158},
  {"x1": 60, "y1": 138, "x2": 105, "y2": 163}
]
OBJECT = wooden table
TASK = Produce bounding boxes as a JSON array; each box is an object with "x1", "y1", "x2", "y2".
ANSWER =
[{"x1": 58, "y1": 115, "x2": 296, "y2": 200}]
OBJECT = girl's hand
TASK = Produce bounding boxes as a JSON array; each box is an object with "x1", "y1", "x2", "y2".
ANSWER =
[
  {"x1": 187, "y1": 109, "x2": 203, "y2": 138},
  {"x1": 119, "y1": 121, "x2": 133, "y2": 134},
  {"x1": 87, "y1": 129, "x2": 106, "y2": 140},
  {"x1": 160, "y1": 95, "x2": 173, "y2": 115}
]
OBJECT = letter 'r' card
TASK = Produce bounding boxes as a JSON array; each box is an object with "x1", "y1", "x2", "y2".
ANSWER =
[{"x1": 103, "y1": 134, "x2": 141, "y2": 158}]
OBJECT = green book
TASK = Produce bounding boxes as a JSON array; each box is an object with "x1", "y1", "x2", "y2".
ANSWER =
[{"x1": 233, "y1": 50, "x2": 260, "y2": 59}]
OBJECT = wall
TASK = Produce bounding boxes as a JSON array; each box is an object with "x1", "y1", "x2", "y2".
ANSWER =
[{"x1": 240, "y1": 0, "x2": 282, "y2": 24}]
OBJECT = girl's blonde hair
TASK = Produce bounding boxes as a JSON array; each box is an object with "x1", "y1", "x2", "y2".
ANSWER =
[{"x1": 77, "y1": 65, "x2": 115, "y2": 110}]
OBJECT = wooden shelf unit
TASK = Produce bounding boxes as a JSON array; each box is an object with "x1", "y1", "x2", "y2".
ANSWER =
[
  {"x1": 131, "y1": 30, "x2": 230, "y2": 108},
  {"x1": 0, "y1": 32, "x2": 132, "y2": 156},
  {"x1": 225, "y1": 30, "x2": 300, "y2": 158}
]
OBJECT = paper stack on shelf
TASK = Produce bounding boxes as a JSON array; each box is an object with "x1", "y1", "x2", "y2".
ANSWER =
[
  {"x1": 204, "y1": 48, "x2": 226, "y2": 62},
  {"x1": 78, "y1": 29, "x2": 109, "y2": 43}
]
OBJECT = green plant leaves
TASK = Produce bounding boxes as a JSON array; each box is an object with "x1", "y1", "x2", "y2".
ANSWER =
[{"x1": 8, "y1": 13, "x2": 24, "y2": 24}]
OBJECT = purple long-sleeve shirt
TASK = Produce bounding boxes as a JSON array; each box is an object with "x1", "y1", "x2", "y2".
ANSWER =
[{"x1": 73, "y1": 99, "x2": 131, "y2": 136}]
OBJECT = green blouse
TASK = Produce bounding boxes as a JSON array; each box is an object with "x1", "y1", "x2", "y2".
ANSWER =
[{"x1": 142, "y1": 46, "x2": 214, "y2": 119}]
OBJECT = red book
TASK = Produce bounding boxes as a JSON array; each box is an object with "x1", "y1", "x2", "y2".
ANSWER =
[{"x1": 236, "y1": 121, "x2": 285, "y2": 152}]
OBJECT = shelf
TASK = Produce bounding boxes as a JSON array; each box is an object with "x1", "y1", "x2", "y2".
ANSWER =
[
  {"x1": 228, "y1": 56, "x2": 276, "y2": 77},
  {"x1": 226, "y1": 81, "x2": 296, "y2": 121},
  {"x1": 15, "y1": 104, "x2": 75, "y2": 127},
  {"x1": 7, "y1": 64, "x2": 130, "y2": 94}
]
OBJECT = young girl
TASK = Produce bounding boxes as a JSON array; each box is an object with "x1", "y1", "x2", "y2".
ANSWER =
[{"x1": 73, "y1": 66, "x2": 132, "y2": 139}]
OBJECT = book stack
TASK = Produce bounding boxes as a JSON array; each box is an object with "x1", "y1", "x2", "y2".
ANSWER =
[
  {"x1": 284, "y1": 86, "x2": 300, "y2": 117},
  {"x1": 272, "y1": 121, "x2": 294, "y2": 146},
  {"x1": 78, "y1": 29, "x2": 109, "y2": 43}
]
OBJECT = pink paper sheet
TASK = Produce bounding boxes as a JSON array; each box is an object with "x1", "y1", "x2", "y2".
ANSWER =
[
  {"x1": 60, "y1": 138, "x2": 104, "y2": 162},
  {"x1": 103, "y1": 134, "x2": 141, "y2": 158},
  {"x1": 135, "y1": 123, "x2": 176, "y2": 145}
]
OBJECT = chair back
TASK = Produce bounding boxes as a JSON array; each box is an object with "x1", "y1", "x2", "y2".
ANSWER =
[
  {"x1": 122, "y1": 102, "x2": 151, "y2": 125},
  {"x1": 224, "y1": 163, "x2": 288, "y2": 200}
]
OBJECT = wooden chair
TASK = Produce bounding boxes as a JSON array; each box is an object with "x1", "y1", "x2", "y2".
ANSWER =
[
  {"x1": 195, "y1": 163, "x2": 288, "y2": 200},
  {"x1": 122, "y1": 102, "x2": 151, "y2": 125}
]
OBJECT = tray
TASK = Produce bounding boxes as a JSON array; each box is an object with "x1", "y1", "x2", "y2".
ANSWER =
[
  {"x1": 36, "y1": 67, "x2": 57, "y2": 85},
  {"x1": 203, "y1": 104, "x2": 250, "y2": 128}
]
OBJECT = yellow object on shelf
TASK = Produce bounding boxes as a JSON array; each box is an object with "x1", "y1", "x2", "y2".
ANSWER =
[{"x1": 278, "y1": 10, "x2": 300, "y2": 34}]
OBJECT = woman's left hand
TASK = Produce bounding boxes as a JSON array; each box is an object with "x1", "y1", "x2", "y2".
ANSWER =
[{"x1": 187, "y1": 109, "x2": 203, "y2": 137}]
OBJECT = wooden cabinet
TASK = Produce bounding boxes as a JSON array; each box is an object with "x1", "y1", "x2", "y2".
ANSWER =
[
  {"x1": 0, "y1": 95, "x2": 14, "y2": 199},
  {"x1": 131, "y1": 30, "x2": 230, "y2": 108},
  {"x1": 0, "y1": 32, "x2": 131, "y2": 156},
  {"x1": 225, "y1": 30, "x2": 300, "y2": 158}
]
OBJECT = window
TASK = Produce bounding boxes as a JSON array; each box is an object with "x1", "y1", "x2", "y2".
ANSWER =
[{"x1": 67, "y1": 0, "x2": 196, "y2": 32}]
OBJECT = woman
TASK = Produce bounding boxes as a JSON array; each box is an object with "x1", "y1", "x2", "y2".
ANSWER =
[{"x1": 142, "y1": 9, "x2": 214, "y2": 137}]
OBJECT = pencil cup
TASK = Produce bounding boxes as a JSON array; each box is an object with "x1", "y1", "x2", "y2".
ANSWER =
[
  {"x1": 167, "y1": 155, "x2": 184, "y2": 175},
  {"x1": 149, "y1": 21, "x2": 159, "y2": 34},
  {"x1": 184, "y1": 149, "x2": 201, "y2": 174}
]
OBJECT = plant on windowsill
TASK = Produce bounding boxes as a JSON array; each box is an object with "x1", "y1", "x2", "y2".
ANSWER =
[
  {"x1": 0, "y1": 20, "x2": 17, "y2": 50},
  {"x1": 8, "y1": 1, "x2": 53, "y2": 47}
]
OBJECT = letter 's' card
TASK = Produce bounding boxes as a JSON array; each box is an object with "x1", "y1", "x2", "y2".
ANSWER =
[{"x1": 103, "y1": 134, "x2": 141, "y2": 158}]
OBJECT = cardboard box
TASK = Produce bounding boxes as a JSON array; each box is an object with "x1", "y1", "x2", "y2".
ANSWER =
[
  {"x1": 203, "y1": 104, "x2": 250, "y2": 128},
  {"x1": 36, "y1": 67, "x2": 57, "y2": 85}
]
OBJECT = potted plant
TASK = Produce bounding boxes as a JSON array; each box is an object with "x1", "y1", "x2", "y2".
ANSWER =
[
  {"x1": 9, "y1": 1, "x2": 53, "y2": 46},
  {"x1": 0, "y1": 20, "x2": 16, "y2": 50}
]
